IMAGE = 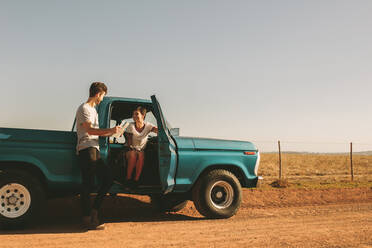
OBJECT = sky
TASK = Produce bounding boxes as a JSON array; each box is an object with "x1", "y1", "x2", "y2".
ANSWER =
[{"x1": 1, "y1": 0, "x2": 372, "y2": 152}]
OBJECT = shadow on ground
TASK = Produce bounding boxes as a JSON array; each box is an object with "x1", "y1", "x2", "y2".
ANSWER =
[{"x1": 0, "y1": 194, "x2": 202, "y2": 235}]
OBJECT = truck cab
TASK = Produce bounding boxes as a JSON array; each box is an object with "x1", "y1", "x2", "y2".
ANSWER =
[{"x1": 93, "y1": 95, "x2": 178, "y2": 195}]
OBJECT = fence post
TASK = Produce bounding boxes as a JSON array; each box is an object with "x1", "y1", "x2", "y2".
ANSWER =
[
  {"x1": 350, "y1": 142, "x2": 354, "y2": 181},
  {"x1": 278, "y1": 140, "x2": 282, "y2": 179}
]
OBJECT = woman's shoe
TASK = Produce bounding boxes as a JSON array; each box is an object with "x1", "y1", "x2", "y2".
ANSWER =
[
  {"x1": 123, "y1": 179, "x2": 133, "y2": 190},
  {"x1": 132, "y1": 180, "x2": 140, "y2": 189}
]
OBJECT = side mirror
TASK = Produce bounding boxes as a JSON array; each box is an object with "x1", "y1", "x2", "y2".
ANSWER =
[{"x1": 170, "y1": 128, "x2": 180, "y2": 136}]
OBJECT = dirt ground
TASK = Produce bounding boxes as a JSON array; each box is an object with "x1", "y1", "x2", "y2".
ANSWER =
[{"x1": 1, "y1": 187, "x2": 371, "y2": 248}]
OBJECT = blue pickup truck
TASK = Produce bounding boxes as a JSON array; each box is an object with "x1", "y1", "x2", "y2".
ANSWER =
[{"x1": 0, "y1": 95, "x2": 260, "y2": 228}]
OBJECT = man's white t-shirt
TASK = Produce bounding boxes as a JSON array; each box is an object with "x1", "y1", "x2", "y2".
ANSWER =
[
  {"x1": 126, "y1": 121, "x2": 155, "y2": 151},
  {"x1": 75, "y1": 103, "x2": 99, "y2": 153}
]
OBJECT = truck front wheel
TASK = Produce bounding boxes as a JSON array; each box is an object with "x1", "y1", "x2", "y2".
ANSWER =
[
  {"x1": 192, "y1": 169, "x2": 242, "y2": 218},
  {"x1": 0, "y1": 170, "x2": 46, "y2": 229}
]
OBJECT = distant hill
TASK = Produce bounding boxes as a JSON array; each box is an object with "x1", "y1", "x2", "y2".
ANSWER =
[
  {"x1": 353, "y1": 151, "x2": 372, "y2": 155},
  {"x1": 262, "y1": 151, "x2": 372, "y2": 155}
]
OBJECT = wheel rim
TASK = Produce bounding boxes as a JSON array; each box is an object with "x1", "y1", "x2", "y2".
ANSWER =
[
  {"x1": 209, "y1": 180, "x2": 234, "y2": 209},
  {"x1": 0, "y1": 183, "x2": 31, "y2": 219}
]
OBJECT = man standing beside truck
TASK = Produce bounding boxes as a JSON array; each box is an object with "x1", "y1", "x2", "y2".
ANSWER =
[{"x1": 75, "y1": 82, "x2": 120, "y2": 230}]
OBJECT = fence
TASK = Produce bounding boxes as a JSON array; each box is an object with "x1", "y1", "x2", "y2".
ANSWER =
[{"x1": 254, "y1": 140, "x2": 372, "y2": 183}]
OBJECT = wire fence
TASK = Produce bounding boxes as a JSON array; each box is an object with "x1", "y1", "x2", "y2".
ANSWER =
[{"x1": 253, "y1": 140, "x2": 372, "y2": 183}]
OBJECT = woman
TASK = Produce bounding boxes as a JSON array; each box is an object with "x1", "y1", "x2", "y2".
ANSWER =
[{"x1": 124, "y1": 106, "x2": 158, "y2": 187}]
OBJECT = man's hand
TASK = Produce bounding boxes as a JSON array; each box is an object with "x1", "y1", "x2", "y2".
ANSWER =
[
  {"x1": 111, "y1": 126, "x2": 121, "y2": 136},
  {"x1": 82, "y1": 121, "x2": 123, "y2": 137}
]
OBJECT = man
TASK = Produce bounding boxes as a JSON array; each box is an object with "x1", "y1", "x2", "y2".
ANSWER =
[{"x1": 75, "y1": 82, "x2": 120, "y2": 229}]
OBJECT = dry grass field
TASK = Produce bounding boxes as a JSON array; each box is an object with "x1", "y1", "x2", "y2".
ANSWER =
[{"x1": 259, "y1": 153, "x2": 372, "y2": 184}]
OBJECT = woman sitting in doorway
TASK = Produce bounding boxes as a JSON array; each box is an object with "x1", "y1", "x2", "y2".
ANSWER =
[{"x1": 124, "y1": 106, "x2": 158, "y2": 187}]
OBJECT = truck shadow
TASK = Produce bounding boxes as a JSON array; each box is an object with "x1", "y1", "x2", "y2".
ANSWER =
[{"x1": 0, "y1": 194, "x2": 203, "y2": 235}]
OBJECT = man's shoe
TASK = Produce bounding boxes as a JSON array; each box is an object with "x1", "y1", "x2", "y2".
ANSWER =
[
  {"x1": 82, "y1": 214, "x2": 105, "y2": 230},
  {"x1": 90, "y1": 222, "x2": 105, "y2": 230},
  {"x1": 82, "y1": 216, "x2": 91, "y2": 229},
  {"x1": 90, "y1": 209, "x2": 105, "y2": 230}
]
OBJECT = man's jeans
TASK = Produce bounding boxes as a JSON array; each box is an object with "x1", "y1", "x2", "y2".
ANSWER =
[{"x1": 78, "y1": 147, "x2": 113, "y2": 217}]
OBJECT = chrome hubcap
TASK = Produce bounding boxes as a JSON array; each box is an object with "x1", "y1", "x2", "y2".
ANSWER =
[
  {"x1": 209, "y1": 181, "x2": 234, "y2": 209},
  {"x1": 8, "y1": 195, "x2": 18, "y2": 205},
  {"x1": 0, "y1": 183, "x2": 31, "y2": 218}
]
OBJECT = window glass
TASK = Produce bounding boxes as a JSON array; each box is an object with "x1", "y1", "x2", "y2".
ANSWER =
[{"x1": 145, "y1": 112, "x2": 157, "y2": 128}]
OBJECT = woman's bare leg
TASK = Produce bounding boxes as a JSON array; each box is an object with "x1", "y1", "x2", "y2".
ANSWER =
[
  {"x1": 126, "y1": 150, "x2": 137, "y2": 180},
  {"x1": 134, "y1": 151, "x2": 145, "y2": 181}
]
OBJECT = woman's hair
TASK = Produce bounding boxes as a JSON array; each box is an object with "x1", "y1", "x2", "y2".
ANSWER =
[{"x1": 134, "y1": 106, "x2": 147, "y2": 118}]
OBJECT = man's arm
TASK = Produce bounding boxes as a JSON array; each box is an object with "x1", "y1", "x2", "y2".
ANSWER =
[{"x1": 81, "y1": 121, "x2": 120, "y2": 136}]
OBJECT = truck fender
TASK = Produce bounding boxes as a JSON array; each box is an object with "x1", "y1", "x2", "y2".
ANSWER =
[
  {"x1": 0, "y1": 155, "x2": 50, "y2": 182},
  {"x1": 190, "y1": 160, "x2": 250, "y2": 188}
]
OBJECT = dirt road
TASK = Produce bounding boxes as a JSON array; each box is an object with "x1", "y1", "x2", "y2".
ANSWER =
[{"x1": 1, "y1": 188, "x2": 371, "y2": 248}]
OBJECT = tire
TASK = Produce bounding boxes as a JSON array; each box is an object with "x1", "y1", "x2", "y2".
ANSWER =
[
  {"x1": 150, "y1": 194, "x2": 188, "y2": 213},
  {"x1": 0, "y1": 170, "x2": 46, "y2": 229},
  {"x1": 192, "y1": 169, "x2": 242, "y2": 219}
]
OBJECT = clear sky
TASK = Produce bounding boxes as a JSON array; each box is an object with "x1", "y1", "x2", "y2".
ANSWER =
[{"x1": 1, "y1": 1, "x2": 372, "y2": 152}]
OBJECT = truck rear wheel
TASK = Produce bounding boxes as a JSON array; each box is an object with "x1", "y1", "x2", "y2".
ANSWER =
[
  {"x1": 150, "y1": 195, "x2": 188, "y2": 213},
  {"x1": 0, "y1": 170, "x2": 46, "y2": 229},
  {"x1": 192, "y1": 169, "x2": 242, "y2": 219}
]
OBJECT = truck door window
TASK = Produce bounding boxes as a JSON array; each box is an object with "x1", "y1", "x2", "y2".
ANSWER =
[{"x1": 145, "y1": 112, "x2": 158, "y2": 129}]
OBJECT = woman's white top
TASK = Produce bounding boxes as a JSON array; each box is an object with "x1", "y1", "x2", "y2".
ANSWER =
[{"x1": 126, "y1": 121, "x2": 156, "y2": 151}]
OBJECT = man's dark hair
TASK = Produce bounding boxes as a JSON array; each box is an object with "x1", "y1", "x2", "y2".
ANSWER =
[{"x1": 89, "y1": 82, "x2": 107, "y2": 97}]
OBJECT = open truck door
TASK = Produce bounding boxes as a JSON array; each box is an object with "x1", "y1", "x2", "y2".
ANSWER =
[{"x1": 151, "y1": 95, "x2": 177, "y2": 194}]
